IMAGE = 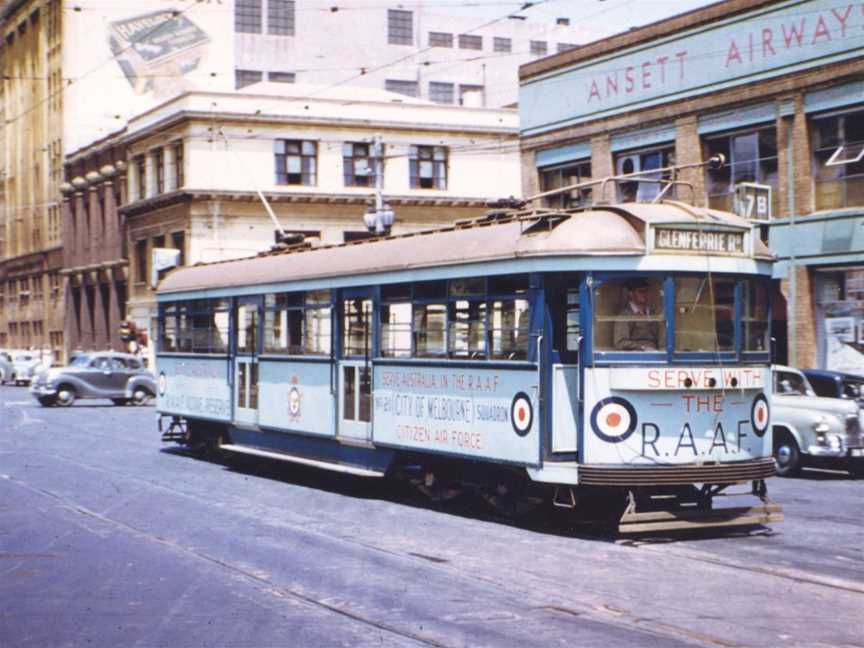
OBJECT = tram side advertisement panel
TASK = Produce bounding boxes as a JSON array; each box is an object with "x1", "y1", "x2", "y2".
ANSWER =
[
  {"x1": 156, "y1": 357, "x2": 231, "y2": 421},
  {"x1": 583, "y1": 367, "x2": 771, "y2": 464},
  {"x1": 373, "y1": 366, "x2": 540, "y2": 465}
]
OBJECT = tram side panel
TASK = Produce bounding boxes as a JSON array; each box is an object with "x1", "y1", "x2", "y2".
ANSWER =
[
  {"x1": 373, "y1": 365, "x2": 541, "y2": 466},
  {"x1": 156, "y1": 356, "x2": 232, "y2": 422},
  {"x1": 258, "y1": 360, "x2": 334, "y2": 437},
  {"x1": 582, "y1": 366, "x2": 772, "y2": 465}
]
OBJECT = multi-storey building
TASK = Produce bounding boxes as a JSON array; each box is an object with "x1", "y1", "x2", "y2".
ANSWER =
[
  {"x1": 519, "y1": 0, "x2": 864, "y2": 374},
  {"x1": 0, "y1": 0, "x2": 64, "y2": 356},
  {"x1": 232, "y1": 1, "x2": 586, "y2": 106},
  {"x1": 69, "y1": 84, "x2": 519, "y2": 364}
]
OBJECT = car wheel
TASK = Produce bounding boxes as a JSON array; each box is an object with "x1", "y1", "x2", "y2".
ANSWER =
[
  {"x1": 773, "y1": 429, "x2": 802, "y2": 477},
  {"x1": 55, "y1": 386, "x2": 76, "y2": 407},
  {"x1": 37, "y1": 396, "x2": 56, "y2": 407},
  {"x1": 111, "y1": 398, "x2": 129, "y2": 406},
  {"x1": 131, "y1": 388, "x2": 152, "y2": 406}
]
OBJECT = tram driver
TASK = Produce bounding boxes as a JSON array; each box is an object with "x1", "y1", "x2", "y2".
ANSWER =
[{"x1": 613, "y1": 278, "x2": 660, "y2": 351}]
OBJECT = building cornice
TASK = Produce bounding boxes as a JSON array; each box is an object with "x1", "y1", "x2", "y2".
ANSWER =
[{"x1": 119, "y1": 189, "x2": 490, "y2": 218}]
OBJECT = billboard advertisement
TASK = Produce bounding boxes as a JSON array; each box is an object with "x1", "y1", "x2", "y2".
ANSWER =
[{"x1": 63, "y1": 0, "x2": 234, "y2": 153}]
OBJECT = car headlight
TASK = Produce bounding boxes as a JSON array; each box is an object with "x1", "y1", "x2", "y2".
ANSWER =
[
  {"x1": 828, "y1": 434, "x2": 843, "y2": 451},
  {"x1": 812, "y1": 419, "x2": 831, "y2": 434}
]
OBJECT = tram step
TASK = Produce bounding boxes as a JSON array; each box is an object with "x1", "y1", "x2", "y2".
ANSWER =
[
  {"x1": 219, "y1": 443, "x2": 386, "y2": 478},
  {"x1": 619, "y1": 503, "x2": 784, "y2": 534},
  {"x1": 161, "y1": 431, "x2": 187, "y2": 443}
]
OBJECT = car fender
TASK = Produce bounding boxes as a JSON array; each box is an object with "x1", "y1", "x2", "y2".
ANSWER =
[
  {"x1": 125, "y1": 374, "x2": 157, "y2": 398},
  {"x1": 53, "y1": 375, "x2": 95, "y2": 398}
]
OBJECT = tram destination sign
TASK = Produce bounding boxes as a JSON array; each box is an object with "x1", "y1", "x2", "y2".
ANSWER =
[{"x1": 654, "y1": 227, "x2": 745, "y2": 255}]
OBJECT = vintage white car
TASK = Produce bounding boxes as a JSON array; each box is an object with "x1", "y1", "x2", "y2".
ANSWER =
[{"x1": 771, "y1": 366, "x2": 864, "y2": 477}]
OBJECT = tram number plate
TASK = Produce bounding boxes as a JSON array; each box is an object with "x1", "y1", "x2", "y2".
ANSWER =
[{"x1": 850, "y1": 448, "x2": 864, "y2": 457}]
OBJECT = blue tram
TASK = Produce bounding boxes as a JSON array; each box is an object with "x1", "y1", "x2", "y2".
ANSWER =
[{"x1": 155, "y1": 199, "x2": 782, "y2": 532}]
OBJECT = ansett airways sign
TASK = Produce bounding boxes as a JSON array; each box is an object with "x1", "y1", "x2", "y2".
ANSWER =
[{"x1": 520, "y1": 0, "x2": 864, "y2": 135}]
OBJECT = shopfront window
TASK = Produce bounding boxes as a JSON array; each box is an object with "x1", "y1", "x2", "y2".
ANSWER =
[
  {"x1": 812, "y1": 108, "x2": 864, "y2": 210},
  {"x1": 613, "y1": 147, "x2": 673, "y2": 202},
  {"x1": 539, "y1": 160, "x2": 592, "y2": 208},
  {"x1": 705, "y1": 128, "x2": 779, "y2": 214}
]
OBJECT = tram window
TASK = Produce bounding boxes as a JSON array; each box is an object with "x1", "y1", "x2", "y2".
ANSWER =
[
  {"x1": 489, "y1": 298, "x2": 529, "y2": 360},
  {"x1": 414, "y1": 280, "x2": 446, "y2": 299},
  {"x1": 594, "y1": 278, "x2": 665, "y2": 352},
  {"x1": 343, "y1": 298, "x2": 372, "y2": 356},
  {"x1": 237, "y1": 303, "x2": 259, "y2": 353},
  {"x1": 743, "y1": 278, "x2": 770, "y2": 352},
  {"x1": 566, "y1": 288, "x2": 581, "y2": 350},
  {"x1": 674, "y1": 277, "x2": 735, "y2": 352},
  {"x1": 382, "y1": 283, "x2": 411, "y2": 302},
  {"x1": 265, "y1": 293, "x2": 303, "y2": 354},
  {"x1": 488, "y1": 274, "x2": 528, "y2": 296},
  {"x1": 413, "y1": 303, "x2": 447, "y2": 357},
  {"x1": 449, "y1": 300, "x2": 487, "y2": 358},
  {"x1": 176, "y1": 304, "x2": 192, "y2": 352},
  {"x1": 449, "y1": 277, "x2": 484, "y2": 297},
  {"x1": 305, "y1": 290, "x2": 332, "y2": 355},
  {"x1": 381, "y1": 303, "x2": 412, "y2": 357},
  {"x1": 213, "y1": 303, "x2": 230, "y2": 353},
  {"x1": 160, "y1": 305, "x2": 177, "y2": 352}
]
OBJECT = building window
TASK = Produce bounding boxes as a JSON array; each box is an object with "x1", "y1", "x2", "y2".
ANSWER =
[
  {"x1": 493, "y1": 37, "x2": 511, "y2": 53},
  {"x1": 557, "y1": 42, "x2": 578, "y2": 53},
  {"x1": 530, "y1": 40, "x2": 548, "y2": 56},
  {"x1": 275, "y1": 139, "x2": 317, "y2": 186},
  {"x1": 812, "y1": 108, "x2": 864, "y2": 211},
  {"x1": 154, "y1": 148, "x2": 164, "y2": 194},
  {"x1": 235, "y1": 69, "x2": 263, "y2": 89},
  {"x1": 428, "y1": 31, "x2": 452, "y2": 47},
  {"x1": 540, "y1": 160, "x2": 592, "y2": 208},
  {"x1": 705, "y1": 127, "x2": 778, "y2": 213},
  {"x1": 173, "y1": 140, "x2": 184, "y2": 189},
  {"x1": 235, "y1": 0, "x2": 263, "y2": 34},
  {"x1": 429, "y1": 82, "x2": 454, "y2": 104},
  {"x1": 458, "y1": 34, "x2": 482, "y2": 50},
  {"x1": 134, "y1": 154, "x2": 146, "y2": 200},
  {"x1": 385, "y1": 79, "x2": 418, "y2": 98},
  {"x1": 387, "y1": 9, "x2": 412, "y2": 45},
  {"x1": 135, "y1": 239, "x2": 148, "y2": 284},
  {"x1": 268, "y1": 71, "x2": 295, "y2": 83},
  {"x1": 268, "y1": 0, "x2": 294, "y2": 35},
  {"x1": 614, "y1": 146, "x2": 675, "y2": 202},
  {"x1": 410, "y1": 145, "x2": 447, "y2": 190},
  {"x1": 343, "y1": 142, "x2": 378, "y2": 188},
  {"x1": 171, "y1": 231, "x2": 186, "y2": 267},
  {"x1": 459, "y1": 84, "x2": 483, "y2": 106}
]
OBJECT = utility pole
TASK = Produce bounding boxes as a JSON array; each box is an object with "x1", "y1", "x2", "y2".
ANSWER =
[{"x1": 363, "y1": 134, "x2": 395, "y2": 235}]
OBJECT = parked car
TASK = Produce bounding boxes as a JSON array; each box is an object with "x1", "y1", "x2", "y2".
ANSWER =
[
  {"x1": 771, "y1": 366, "x2": 864, "y2": 477},
  {"x1": 0, "y1": 351, "x2": 13, "y2": 385},
  {"x1": 802, "y1": 369, "x2": 864, "y2": 406},
  {"x1": 8, "y1": 351, "x2": 42, "y2": 386},
  {"x1": 30, "y1": 352, "x2": 156, "y2": 407}
]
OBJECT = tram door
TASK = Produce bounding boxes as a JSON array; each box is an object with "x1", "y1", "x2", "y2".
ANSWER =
[
  {"x1": 338, "y1": 290, "x2": 374, "y2": 444},
  {"x1": 233, "y1": 296, "x2": 262, "y2": 427},
  {"x1": 547, "y1": 277, "x2": 582, "y2": 454}
]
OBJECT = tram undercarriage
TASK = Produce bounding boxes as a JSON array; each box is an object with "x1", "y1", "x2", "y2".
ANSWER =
[{"x1": 160, "y1": 415, "x2": 782, "y2": 534}]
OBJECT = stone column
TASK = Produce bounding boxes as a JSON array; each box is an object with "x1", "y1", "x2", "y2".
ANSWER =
[
  {"x1": 59, "y1": 183, "x2": 75, "y2": 269},
  {"x1": 590, "y1": 135, "x2": 614, "y2": 202},
  {"x1": 92, "y1": 272, "x2": 109, "y2": 349},
  {"x1": 674, "y1": 116, "x2": 706, "y2": 207},
  {"x1": 71, "y1": 176, "x2": 87, "y2": 271},
  {"x1": 101, "y1": 165, "x2": 119, "y2": 258},
  {"x1": 86, "y1": 171, "x2": 103, "y2": 265}
]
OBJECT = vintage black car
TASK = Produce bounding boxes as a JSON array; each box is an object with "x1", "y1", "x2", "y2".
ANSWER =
[
  {"x1": 802, "y1": 369, "x2": 864, "y2": 405},
  {"x1": 30, "y1": 352, "x2": 156, "y2": 407}
]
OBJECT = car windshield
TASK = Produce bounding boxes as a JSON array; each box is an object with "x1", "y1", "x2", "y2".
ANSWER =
[
  {"x1": 775, "y1": 371, "x2": 815, "y2": 396},
  {"x1": 69, "y1": 355, "x2": 91, "y2": 367}
]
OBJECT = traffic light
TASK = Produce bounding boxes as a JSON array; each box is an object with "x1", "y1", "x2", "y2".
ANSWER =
[{"x1": 119, "y1": 321, "x2": 136, "y2": 343}]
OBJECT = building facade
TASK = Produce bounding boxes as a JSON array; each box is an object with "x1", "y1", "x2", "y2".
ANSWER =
[
  {"x1": 231, "y1": 1, "x2": 586, "y2": 107},
  {"x1": 519, "y1": 0, "x2": 864, "y2": 374},
  {"x1": 0, "y1": 0, "x2": 64, "y2": 357},
  {"x1": 115, "y1": 85, "x2": 520, "y2": 365},
  {"x1": 60, "y1": 134, "x2": 128, "y2": 355}
]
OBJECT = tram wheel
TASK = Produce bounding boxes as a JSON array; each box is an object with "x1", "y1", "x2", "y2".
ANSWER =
[
  {"x1": 480, "y1": 471, "x2": 542, "y2": 519},
  {"x1": 773, "y1": 429, "x2": 801, "y2": 477}
]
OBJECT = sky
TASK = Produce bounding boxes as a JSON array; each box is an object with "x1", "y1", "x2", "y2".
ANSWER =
[{"x1": 412, "y1": 0, "x2": 719, "y2": 42}]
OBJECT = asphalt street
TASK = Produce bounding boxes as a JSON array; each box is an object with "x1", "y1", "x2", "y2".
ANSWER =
[{"x1": 1, "y1": 385, "x2": 862, "y2": 648}]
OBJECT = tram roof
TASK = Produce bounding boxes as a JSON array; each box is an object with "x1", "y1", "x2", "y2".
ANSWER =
[{"x1": 158, "y1": 202, "x2": 773, "y2": 295}]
